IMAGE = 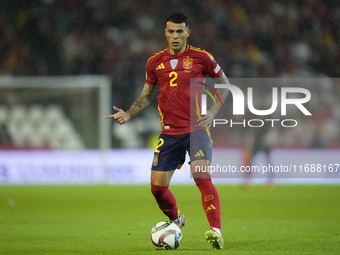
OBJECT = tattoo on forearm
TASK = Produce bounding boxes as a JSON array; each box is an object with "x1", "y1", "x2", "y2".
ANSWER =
[{"x1": 127, "y1": 85, "x2": 155, "y2": 119}]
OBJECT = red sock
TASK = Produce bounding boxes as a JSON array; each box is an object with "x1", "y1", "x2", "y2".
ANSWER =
[
  {"x1": 151, "y1": 184, "x2": 178, "y2": 221},
  {"x1": 193, "y1": 172, "x2": 221, "y2": 229}
]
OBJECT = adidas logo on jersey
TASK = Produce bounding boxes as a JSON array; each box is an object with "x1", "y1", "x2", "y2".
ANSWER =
[
  {"x1": 194, "y1": 150, "x2": 205, "y2": 157},
  {"x1": 156, "y1": 63, "x2": 165, "y2": 70}
]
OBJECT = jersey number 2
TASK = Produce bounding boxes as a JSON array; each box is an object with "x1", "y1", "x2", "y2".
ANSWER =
[{"x1": 169, "y1": 71, "x2": 178, "y2": 87}]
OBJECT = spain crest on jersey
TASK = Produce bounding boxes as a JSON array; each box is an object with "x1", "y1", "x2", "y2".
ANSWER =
[{"x1": 183, "y1": 57, "x2": 193, "y2": 72}]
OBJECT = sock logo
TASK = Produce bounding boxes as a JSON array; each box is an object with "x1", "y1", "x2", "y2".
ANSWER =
[
  {"x1": 204, "y1": 195, "x2": 214, "y2": 201},
  {"x1": 206, "y1": 204, "x2": 216, "y2": 212}
]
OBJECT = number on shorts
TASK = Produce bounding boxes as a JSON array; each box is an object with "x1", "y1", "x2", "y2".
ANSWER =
[{"x1": 155, "y1": 138, "x2": 164, "y2": 153}]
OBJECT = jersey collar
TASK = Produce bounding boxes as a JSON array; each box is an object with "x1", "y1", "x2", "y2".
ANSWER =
[{"x1": 167, "y1": 44, "x2": 190, "y2": 54}]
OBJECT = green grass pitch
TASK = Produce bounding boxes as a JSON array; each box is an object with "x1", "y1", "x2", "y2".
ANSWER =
[{"x1": 1, "y1": 184, "x2": 339, "y2": 254}]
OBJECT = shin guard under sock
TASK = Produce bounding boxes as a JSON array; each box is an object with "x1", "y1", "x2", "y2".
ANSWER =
[
  {"x1": 193, "y1": 173, "x2": 221, "y2": 229},
  {"x1": 151, "y1": 183, "x2": 178, "y2": 221}
]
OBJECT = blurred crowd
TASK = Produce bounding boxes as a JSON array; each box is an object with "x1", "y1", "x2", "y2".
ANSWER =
[{"x1": 0, "y1": 0, "x2": 340, "y2": 148}]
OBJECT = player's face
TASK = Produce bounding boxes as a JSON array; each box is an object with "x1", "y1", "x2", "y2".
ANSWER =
[{"x1": 165, "y1": 22, "x2": 190, "y2": 55}]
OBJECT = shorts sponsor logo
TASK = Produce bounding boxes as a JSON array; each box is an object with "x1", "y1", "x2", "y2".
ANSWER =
[{"x1": 194, "y1": 150, "x2": 205, "y2": 157}]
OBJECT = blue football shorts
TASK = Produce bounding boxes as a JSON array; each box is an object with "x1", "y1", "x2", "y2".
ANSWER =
[{"x1": 151, "y1": 129, "x2": 212, "y2": 171}]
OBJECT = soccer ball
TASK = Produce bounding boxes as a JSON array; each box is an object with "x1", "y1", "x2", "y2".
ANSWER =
[{"x1": 150, "y1": 221, "x2": 182, "y2": 250}]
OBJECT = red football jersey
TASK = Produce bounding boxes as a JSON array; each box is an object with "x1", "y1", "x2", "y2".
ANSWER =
[{"x1": 145, "y1": 44, "x2": 223, "y2": 135}]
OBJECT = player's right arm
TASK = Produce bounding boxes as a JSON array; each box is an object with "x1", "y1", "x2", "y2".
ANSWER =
[{"x1": 104, "y1": 83, "x2": 156, "y2": 125}]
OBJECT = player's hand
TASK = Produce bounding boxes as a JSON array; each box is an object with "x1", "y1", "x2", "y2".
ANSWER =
[
  {"x1": 104, "y1": 106, "x2": 130, "y2": 125},
  {"x1": 197, "y1": 110, "x2": 215, "y2": 128}
]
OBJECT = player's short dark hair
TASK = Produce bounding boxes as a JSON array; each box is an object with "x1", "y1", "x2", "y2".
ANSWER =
[{"x1": 166, "y1": 13, "x2": 188, "y2": 27}]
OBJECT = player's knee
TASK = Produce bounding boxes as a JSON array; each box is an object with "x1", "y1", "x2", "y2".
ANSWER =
[
  {"x1": 192, "y1": 170, "x2": 211, "y2": 187},
  {"x1": 151, "y1": 183, "x2": 168, "y2": 199}
]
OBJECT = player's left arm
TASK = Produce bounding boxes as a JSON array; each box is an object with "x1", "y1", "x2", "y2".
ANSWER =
[{"x1": 198, "y1": 72, "x2": 229, "y2": 128}]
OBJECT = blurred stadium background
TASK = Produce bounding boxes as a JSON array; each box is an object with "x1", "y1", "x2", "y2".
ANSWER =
[
  {"x1": 1, "y1": 1, "x2": 340, "y2": 254},
  {"x1": 0, "y1": 0, "x2": 339, "y2": 184}
]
